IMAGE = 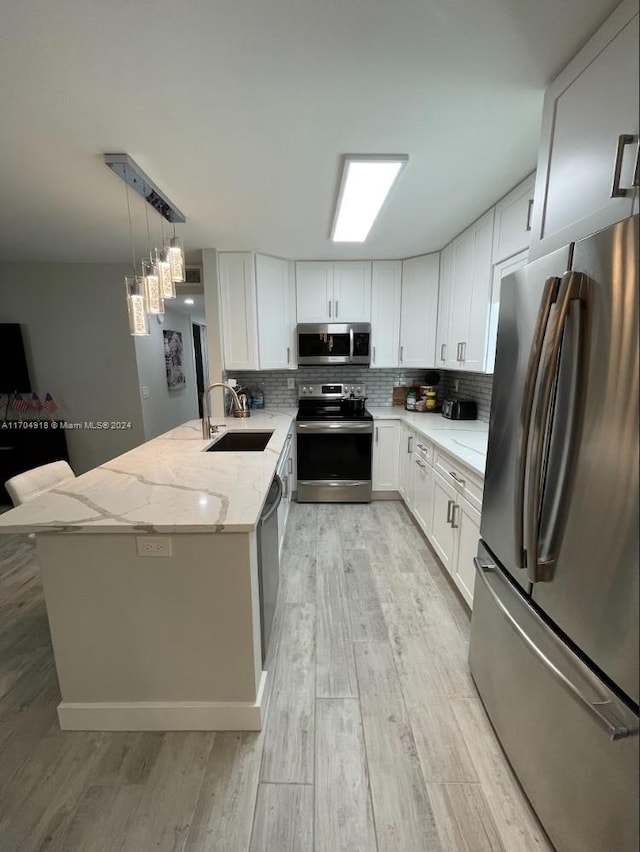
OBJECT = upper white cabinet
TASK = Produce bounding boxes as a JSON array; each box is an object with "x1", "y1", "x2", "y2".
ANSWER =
[
  {"x1": 255, "y1": 254, "x2": 296, "y2": 370},
  {"x1": 399, "y1": 253, "x2": 439, "y2": 368},
  {"x1": 370, "y1": 260, "x2": 402, "y2": 368},
  {"x1": 296, "y1": 261, "x2": 371, "y2": 322},
  {"x1": 529, "y1": 0, "x2": 639, "y2": 260},
  {"x1": 438, "y1": 209, "x2": 495, "y2": 372},
  {"x1": 218, "y1": 252, "x2": 259, "y2": 371},
  {"x1": 492, "y1": 173, "x2": 536, "y2": 264}
]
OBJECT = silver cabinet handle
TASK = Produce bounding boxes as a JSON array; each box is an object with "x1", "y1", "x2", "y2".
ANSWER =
[
  {"x1": 417, "y1": 442, "x2": 427, "y2": 451},
  {"x1": 407, "y1": 435, "x2": 413, "y2": 453},
  {"x1": 335, "y1": 300, "x2": 339, "y2": 318},
  {"x1": 372, "y1": 345, "x2": 376, "y2": 363},
  {"x1": 461, "y1": 342, "x2": 467, "y2": 361},
  {"x1": 449, "y1": 470, "x2": 465, "y2": 486},
  {"x1": 289, "y1": 457, "x2": 293, "y2": 474},
  {"x1": 446, "y1": 499, "x2": 454, "y2": 524},
  {"x1": 440, "y1": 343, "x2": 446, "y2": 362},
  {"x1": 451, "y1": 503, "x2": 459, "y2": 528},
  {"x1": 287, "y1": 346, "x2": 290, "y2": 364},
  {"x1": 526, "y1": 198, "x2": 534, "y2": 231},
  {"x1": 610, "y1": 133, "x2": 637, "y2": 198},
  {"x1": 456, "y1": 342, "x2": 462, "y2": 361},
  {"x1": 634, "y1": 139, "x2": 640, "y2": 188},
  {"x1": 399, "y1": 345, "x2": 404, "y2": 362},
  {"x1": 375, "y1": 426, "x2": 379, "y2": 443},
  {"x1": 328, "y1": 300, "x2": 332, "y2": 318},
  {"x1": 416, "y1": 459, "x2": 426, "y2": 469}
]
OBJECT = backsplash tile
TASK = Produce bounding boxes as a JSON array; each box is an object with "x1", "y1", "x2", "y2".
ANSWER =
[{"x1": 225, "y1": 367, "x2": 493, "y2": 422}]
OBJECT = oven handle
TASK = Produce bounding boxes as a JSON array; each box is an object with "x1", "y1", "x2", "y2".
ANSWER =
[{"x1": 296, "y1": 421, "x2": 373, "y2": 434}]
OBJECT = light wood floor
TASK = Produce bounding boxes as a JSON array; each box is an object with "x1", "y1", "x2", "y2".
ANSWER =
[{"x1": 0, "y1": 502, "x2": 553, "y2": 852}]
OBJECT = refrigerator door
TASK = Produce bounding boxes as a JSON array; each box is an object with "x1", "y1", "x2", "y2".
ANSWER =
[
  {"x1": 531, "y1": 216, "x2": 639, "y2": 705},
  {"x1": 469, "y1": 548, "x2": 639, "y2": 852},
  {"x1": 480, "y1": 245, "x2": 572, "y2": 588}
]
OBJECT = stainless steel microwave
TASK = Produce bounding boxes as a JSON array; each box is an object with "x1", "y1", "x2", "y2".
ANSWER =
[{"x1": 296, "y1": 323, "x2": 371, "y2": 365}]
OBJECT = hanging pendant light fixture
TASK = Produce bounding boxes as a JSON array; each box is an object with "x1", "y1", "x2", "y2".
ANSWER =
[
  {"x1": 167, "y1": 229, "x2": 185, "y2": 284},
  {"x1": 142, "y1": 257, "x2": 164, "y2": 315},
  {"x1": 156, "y1": 216, "x2": 175, "y2": 299}
]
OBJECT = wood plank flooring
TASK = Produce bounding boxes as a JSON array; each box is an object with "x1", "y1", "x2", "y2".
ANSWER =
[{"x1": 0, "y1": 503, "x2": 553, "y2": 851}]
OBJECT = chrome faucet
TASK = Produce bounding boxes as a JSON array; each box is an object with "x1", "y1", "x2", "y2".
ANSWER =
[{"x1": 202, "y1": 382, "x2": 244, "y2": 438}]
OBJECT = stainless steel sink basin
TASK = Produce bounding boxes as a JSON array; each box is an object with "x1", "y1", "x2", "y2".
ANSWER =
[{"x1": 205, "y1": 431, "x2": 274, "y2": 452}]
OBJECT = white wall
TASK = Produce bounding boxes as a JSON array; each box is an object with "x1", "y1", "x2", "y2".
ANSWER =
[
  {"x1": 0, "y1": 263, "x2": 145, "y2": 473},
  {"x1": 202, "y1": 249, "x2": 225, "y2": 416},
  {"x1": 134, "y1": 305, "x2": 199, "y2": 440}
]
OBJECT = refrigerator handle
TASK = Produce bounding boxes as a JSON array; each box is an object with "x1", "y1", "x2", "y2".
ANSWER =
[
  {"x1": 525, "y1": 272, "x2": 590, "y2": 583},
  {"x1": 474, "y1": 558, "x2": 639, "y2": 741},
  {"x1": 515, "y1": 275, "x2": 561, "y2": 570}
]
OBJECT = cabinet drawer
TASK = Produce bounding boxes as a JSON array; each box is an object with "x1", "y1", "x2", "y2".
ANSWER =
[
  {"x1": 433, "y1": 448, "x2": 483, "y2": 513},
  {"x1": 414, "y1": 436, "x2": 433, "y2": 465}
]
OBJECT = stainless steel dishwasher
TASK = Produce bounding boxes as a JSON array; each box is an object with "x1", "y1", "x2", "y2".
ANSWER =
[{"x1": 256, "y1": 474, "x2": 283, "y2": 665}]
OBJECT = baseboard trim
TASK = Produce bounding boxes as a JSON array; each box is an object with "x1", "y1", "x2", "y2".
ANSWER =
[
  {"x1": 58, "y1": 671, "x2": 268, "y2": 731},
  {"x1": 371, "y1": 490, "x2": 401, "y2": 501}
]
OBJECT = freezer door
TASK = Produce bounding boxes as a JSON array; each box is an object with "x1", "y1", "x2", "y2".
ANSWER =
[
  {"x1": 469, "y1": 550, "x2": 639, "y2": 852},
  {"x1": 532, "y1": 215, "x2": 639, "y2": 705},
  {"x1": 480, "y1": 245, "x2": 572, "y2": 588}
]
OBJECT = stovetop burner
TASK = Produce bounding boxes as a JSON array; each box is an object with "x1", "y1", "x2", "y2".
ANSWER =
[{"x1": 296, "y1": 382, "x2": 372, "y2": 421}]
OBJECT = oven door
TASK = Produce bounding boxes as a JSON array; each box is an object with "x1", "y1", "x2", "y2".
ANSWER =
[{"x1": 296, "y1": 421, "x2": 373, "y2": 502}]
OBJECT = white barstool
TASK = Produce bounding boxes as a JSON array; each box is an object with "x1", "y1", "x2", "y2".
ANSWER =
[{"x1": 5, "y1": 460, "x2": 76, "y2": 507}]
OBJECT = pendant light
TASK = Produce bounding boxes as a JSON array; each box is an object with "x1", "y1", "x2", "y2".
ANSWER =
[
  {"x1": 142, "y1": 205, "x2": 164, "y2": 314},
  {"x1": 168, "y1": 227, "x2": 185, "y2": 283},
  {"x1": 156, "y1": 217, "x2": 175, "y2": 299},
  {"x1": 123, "y1": 164, "x2": 150, "y2": 336}
]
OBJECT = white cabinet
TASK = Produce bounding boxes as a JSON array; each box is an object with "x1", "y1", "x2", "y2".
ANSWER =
[
  {"x1": 436, "y1": 244, "x2": 453, "y2": 369},
  {"x1": 529, "y1": 0, "x2": 639, "y2": 260},
  {"x1": 398, "y1": 425, "x2": 416, "y2": 507},
  {"x1": 485, "y1": 249, "x2": 529, "y2": 374},
  {"x1": 453, "y1": 495, "x2": 481, "y2": 608},
  {"x1": 372, "y1": 420, "x2": 401, "y2": 491},
  {"x1": 276, "y1": 431, "x2": 294, "y2": 558},
  {"x1": 492, "y1": 173, "x2": 536, "y2": 264},
  {"x1": 255, "y1": 254, "x2": 296, "y2": 370},
  {"x1": 370, "y1": 261, "x2": 402, "y2": 368},
  {"x1": 412, "y1": 443, "x2": 434, "y2": 537},
  {"x1": 295, "y1": 261, "x2": 371, "y2": 322},
  {"x1": 218, "y1": 252, "x2": 259, "y2": 370},
  {"x1": 399, "y1": 253, "x2": 439, "y2": 368},
  {"x1": 439, "y1": 209, "x2": 495, "y2": 372},
  {"x1": 430, "y1": 469, "x2": 458, "y2": 574}
]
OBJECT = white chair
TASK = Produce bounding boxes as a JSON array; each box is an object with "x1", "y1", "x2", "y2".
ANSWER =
[{"x1": 5, "y1": 460, "x2": 76, "y2": 507}]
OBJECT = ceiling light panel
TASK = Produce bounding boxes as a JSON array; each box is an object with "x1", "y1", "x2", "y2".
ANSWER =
[{"x1": 331, "y1": 155, "x2": 408, "y2": 242}]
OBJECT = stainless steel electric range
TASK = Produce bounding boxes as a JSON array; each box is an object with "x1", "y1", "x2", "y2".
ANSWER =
[{"x1": 296, "y1": 383, "x2": 373, "y2": 503}]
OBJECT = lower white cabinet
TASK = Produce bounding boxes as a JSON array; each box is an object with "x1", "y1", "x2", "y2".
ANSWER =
[
  {"x1": 372, "y1": 421, "x2": 401, "y2": 491},
  {"x1": 430, "y1": 469, "x2": 458, "y2": 574},
  {"x1": 453, "y1": 495, "x2": 481, "y2": 608},
  {"x1": 276, "y1": 432, "x2": 294, "y2": 557},
  {"x1": 413, "y1": 449, "x2": 434, "y2": 537},
  {"x1": 398, "y1": 425, "x2": 415, "y2": 506}
]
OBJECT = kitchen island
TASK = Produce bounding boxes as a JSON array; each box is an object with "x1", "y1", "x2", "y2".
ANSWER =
[{"x1": 0, "y1": 410, "x2": 296, "y2": 731}]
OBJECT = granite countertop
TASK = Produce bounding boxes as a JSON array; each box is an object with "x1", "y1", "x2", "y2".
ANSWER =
[
  {"x1": 368, "y1": 406, "x2": 489, "y2": 476},
  {"x1": 0, "y1": 410, "x2": 297, "y2": 535}
]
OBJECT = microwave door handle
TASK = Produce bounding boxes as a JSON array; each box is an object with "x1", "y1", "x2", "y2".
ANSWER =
[
  {"x1": 349, "y1": 327, "x2": 354, "y2": 360},
  {"x1": 525, "y1": 272, "x2": 590, "y2": 584},
  {"x1": 515, "y1": 275, "x2": 560, "y2": 572}
]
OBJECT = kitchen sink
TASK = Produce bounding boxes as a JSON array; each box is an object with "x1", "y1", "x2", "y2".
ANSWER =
[{"x1": 205, "y1": 431, "x2": 274, "y2": 452}]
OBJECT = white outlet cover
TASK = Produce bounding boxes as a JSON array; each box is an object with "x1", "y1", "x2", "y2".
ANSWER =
[
  {"x1": 287, "y1": 378, "x2": 295, "y2": 389},
  {"x1": 136, "y1": 536, "x2": 172, "y2": 557},
  {"x1": 141, "y1": 386, "x2": 150, "y2": 399}
]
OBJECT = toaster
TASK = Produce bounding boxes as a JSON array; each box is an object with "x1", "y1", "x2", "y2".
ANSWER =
[{"x1": 442, "y1": 398, "x2": 477, "y2": 420}]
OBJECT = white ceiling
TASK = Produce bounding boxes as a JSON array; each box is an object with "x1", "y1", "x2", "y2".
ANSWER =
[{"x1": 0, "y1": 0, "x2": 618, "y2": 263}]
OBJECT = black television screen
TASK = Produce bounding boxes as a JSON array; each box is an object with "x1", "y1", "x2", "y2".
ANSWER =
[{"x1": 0, "y1": 324, "x2": 31, "y2": 392}]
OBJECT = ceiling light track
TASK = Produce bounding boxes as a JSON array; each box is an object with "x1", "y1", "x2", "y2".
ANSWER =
[{"x1": 104, "y1": 153, "x2": 186, "y2": 224}]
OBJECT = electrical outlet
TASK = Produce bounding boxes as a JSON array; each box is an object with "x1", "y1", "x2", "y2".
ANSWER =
[
  {"x1": 136, "y1": 536, "x2": 172, "y2": 557},
  {"x1": 141, "y1": 386, "x2": 150, "y2": 400},
  {"x1": 287, "y1": 378, "x2": 295, "y2": 390},
  {"x1": 454, "y1": 379, "x2": 459, "y2": 393}
]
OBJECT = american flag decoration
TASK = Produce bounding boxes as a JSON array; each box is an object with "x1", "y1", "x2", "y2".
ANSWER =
[
  {"x1": 11, "y1": 393, "x2": 30, "y2": 414},
  {"x1": 43, "y1": 393, "x2": 58, "y2": 414},
  {"x1": 29, "y1": 392, "x2": 43, "y2": 412}
]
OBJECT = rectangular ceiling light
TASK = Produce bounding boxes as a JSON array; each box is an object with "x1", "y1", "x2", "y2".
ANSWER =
[{"x1": 331, "y1": 154, "x2": 408, "y2": 242}]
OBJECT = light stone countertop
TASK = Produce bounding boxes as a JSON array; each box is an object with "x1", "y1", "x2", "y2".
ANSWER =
[
  {"x1": 0, "y1": 409, "x2": 297, "y2": 535},
  {"x1": 368, "y1": 406, "x2": 489, "y2": 476}
]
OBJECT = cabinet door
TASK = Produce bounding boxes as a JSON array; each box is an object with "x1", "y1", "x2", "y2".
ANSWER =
[
  {"x1": 430, "y1": 469, "x2": 457, "y2": 574},
  {"x1": 485, "y1": 250, "x2": 528, "y2": 374},
  {"x1": 436, "y1": 243, "x2": 453, "y2": 369},
  {"x1": 529, "y1": 2, "x2": 639, "y2": 260},
  {"x1": 413, "y1": 454, "x2": 434, "y2": 537},
  {"x1": 333, "y1": 262, "x2": 372, "y2": 321},
  {"x1": 295, "y1": 262, "x2": 334, "y2": 322},
  {"x1": 399, "y1": 253, "x2": 439, "y2": 368},
  {"x1": 372, "y1": 421, "x2": 401, "y2": 491},
  {"x1": 492, "y1": 173, "x2": 536, "y2": 264},
  {"x1": 398, "y1": 426, "x2": 415, "y2": 505},
  {"x1": 452, "y1": 496, "x2": 481, "y2": 608},
  {"x1": 218, "y1": 252, "x2": 259, "y2": 370},
  {"x1": 370, "y1": 261, "x2": 401, "y2": 368},
  {"x1": 463, "y1": 209, "x2": 495, "y2": 371},
  {"x1": 256, "y1": 254, "x2": 296, "y2": 370},
  {"x1": 446, "y1": 232, "x2": 474, "y2": 369}
]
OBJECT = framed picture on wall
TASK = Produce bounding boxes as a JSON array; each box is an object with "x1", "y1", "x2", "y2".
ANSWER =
[{"x1": 163, "y1": 330, "x2": 186, "y2": 390}]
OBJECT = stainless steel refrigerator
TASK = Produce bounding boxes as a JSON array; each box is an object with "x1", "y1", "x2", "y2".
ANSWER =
[{"x1": 469, "y1": 214, "x2": 639, "y2": 852}]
